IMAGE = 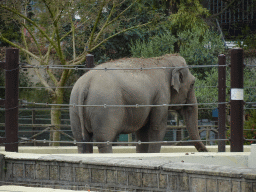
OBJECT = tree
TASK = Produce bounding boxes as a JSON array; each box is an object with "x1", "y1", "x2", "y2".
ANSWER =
[
  {"x1": 89, "y1": 0, "x2": 166, "y2": 62},
  {"x1": 0, "y1": 0, "x2": 150, "y2": 145}
]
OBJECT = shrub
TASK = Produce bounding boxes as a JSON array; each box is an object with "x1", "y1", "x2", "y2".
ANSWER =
[
  {"x1": 178, "y1": 28, "x2": 225, "y2": 79},
  {"x1": 130, "y1": 29, "x2": 176, "y2": 58},
  {"x1": 244, "y1": 110, "x2": 256, "y2": 145}
]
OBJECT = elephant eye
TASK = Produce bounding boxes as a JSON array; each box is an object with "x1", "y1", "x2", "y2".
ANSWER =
[{"x1": 190, "y1": 83, "x2": 194, "y2": 89}]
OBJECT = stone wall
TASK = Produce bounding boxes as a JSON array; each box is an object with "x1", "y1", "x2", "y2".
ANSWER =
[{"x1": 1, "y1": 154, "x2": 256, "y2": 192}]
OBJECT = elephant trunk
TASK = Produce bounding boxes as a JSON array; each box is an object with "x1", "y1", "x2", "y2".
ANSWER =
[{"x1": 182, "y1": 89, "x2": 208, "y2": 152}]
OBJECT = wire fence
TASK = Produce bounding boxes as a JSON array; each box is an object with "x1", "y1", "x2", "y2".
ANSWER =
[
  {"x1": 1, "y1": 51, "x2": 256, "y2": 149},
  {"x1": 1, "y1": 137, "x2": 256, "y2": 146},
  {"x1": 20, "y1": 63, "x2": 227, "y2": 70}
]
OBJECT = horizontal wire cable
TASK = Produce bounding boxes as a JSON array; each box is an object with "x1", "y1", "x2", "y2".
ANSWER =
[
  {"x1": 0, "y1": 85, "x2": 256, "y2": 89},
  {"x1": 1, "y1": 138, "x2": 255, "y2": 146},
  {"x1": 0, "y1": 108, "x2": 70, "y2": 111},
  {"x1": 1, "y1": 137, "x2": 255, "y2": 146},
  {"x1": 19, "y1": 64, "x2": 226, "y2": 70},
  {"x1": 22, "y1": 138, "x2": 229, "y2": 145},
  {"x1": 20, "y1": 101, "x2": 229, "y2": 108},
  {"x1": 0, "y1": 127, "x2": 254, "y2": 133}
]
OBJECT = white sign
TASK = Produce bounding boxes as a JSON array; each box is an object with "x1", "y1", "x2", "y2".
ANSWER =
[{"x1": 231, "y1": 88, "x2": 244, "y2": 100}]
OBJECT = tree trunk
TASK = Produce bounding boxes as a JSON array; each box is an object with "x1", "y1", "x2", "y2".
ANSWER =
[{"x1": 50, "y1": 88, "x2": 64, "y2": 146}]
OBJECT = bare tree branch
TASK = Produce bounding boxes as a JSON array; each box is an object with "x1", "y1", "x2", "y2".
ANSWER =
[
  {"x1": 0, "y1": 4, "x2": 59, "y2": 52},
  {"x1": 0, "y1": 34, "x2": 40, "y2": 61},
  {"x1": 88, "y1": 0, "x2": 106, "y2": 50}
]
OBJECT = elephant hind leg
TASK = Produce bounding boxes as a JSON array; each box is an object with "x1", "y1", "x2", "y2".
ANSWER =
[
  {"x1": 70, "y1": 111, "x2": 93, "y2": 153},
  {"x1": 135, "y1": 125, "x2": 149, "y2": 153},
  {"x1": 78, "y1": 131, "x2": 93, "y2": 153}
]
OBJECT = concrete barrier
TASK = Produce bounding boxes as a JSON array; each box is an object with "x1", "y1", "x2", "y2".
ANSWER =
[
  {"x1": 0, "y1": 145, "x2": 251, "y2": 154},
  {"x1": 0, "y1": 144, "x2": 255, "y2": 191},
  {"x1": 249, "y1": 144, "x2": 256, "y2": 168}
]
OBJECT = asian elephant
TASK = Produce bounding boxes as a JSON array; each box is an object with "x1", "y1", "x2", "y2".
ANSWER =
[{"x1": 69, "y1": 54, "x2": 208, "y2": 153}]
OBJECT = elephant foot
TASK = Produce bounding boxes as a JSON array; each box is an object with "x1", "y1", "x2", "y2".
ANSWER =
[
  {"x1": 98, "y1": 144, "x2": 113, "y2": 153},
  {"x1": 195, "y1": 142, "x2": 208, "y2": 152},
  {"x1": 78, "y1": 143, "x2": 93, "y2": 153}
]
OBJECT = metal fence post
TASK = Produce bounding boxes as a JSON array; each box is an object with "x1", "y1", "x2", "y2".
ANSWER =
[
  {"x1": 5, "y1": 49, "x2": 19, "y2": 152},
  {"x1": 32, "y1": 110, "x2": 36, "y2": 146},
  {"x1": 86, "y1": 54, "x2": 95, "y2": 68},
  {"x1": 218, "y1": 54, "x2": 226, "y2": 152},
  {"x1": 230, "y1": 48, "x2": 244, "y2": 152}
]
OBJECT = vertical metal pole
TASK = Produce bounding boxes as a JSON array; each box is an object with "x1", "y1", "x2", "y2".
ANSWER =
[
  {"x1": 230, "y1": 48, "x2": 244, "y2": 152},
  {"x1": 86, "y1": 54, "x2": 94, "y2": 68},
  {"x1": 128, "y1": 134, "x2": 132, "y2": 146},
  {"x1": 218, "y1": 54, "x2": 226, "y2": 152},
  {"x1": 5, "y1": 49, "x2": 19, "y2": 152},
  {"x1": 32, "y1": 110, "x2": 36, "y2": 146}
]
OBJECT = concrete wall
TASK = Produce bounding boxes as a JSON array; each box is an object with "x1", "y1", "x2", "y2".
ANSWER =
[
  {"x1": 0, "y1": 145, "x2": 251, "y2": 154},
  {"x1": 1, "y1": 148, "x2": 256, "y2": 192}
]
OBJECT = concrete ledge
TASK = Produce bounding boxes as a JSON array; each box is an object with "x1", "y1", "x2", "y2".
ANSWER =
[
  {"x1": 0, "y1": 145, "x2": 251, "y2": 154},
  {"x1": 0, "y1": 185, "x2": 84, "y2": 192},
  {"x1": 1, "y1": 151, "x2": 256, "y2": 191},
  {"x1": 2, "y1": 151, "x2": 251, "y2": 168},
  {"x1": 249, "y1": 144, "x2": 256, "y2": 168},
  {"x1": 0, "y1": 145, "x2": 255, "y2": 191}
]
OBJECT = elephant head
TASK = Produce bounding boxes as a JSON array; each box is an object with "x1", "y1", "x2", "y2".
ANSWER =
[{"x1": 167, "y1": 58, "x2": 208, "y2": 152}]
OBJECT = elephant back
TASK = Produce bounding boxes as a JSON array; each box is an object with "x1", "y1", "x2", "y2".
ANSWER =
[{"x1": 93, "y1": 54, "x2": 187, "y2": 69}]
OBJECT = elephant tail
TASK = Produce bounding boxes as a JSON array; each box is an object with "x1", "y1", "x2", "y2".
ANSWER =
[{"x1": 78, "y1": 86, "x2": 89, "y2": 141}]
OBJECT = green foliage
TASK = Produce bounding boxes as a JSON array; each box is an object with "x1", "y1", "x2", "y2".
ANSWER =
[
  {"x1": 129, "y1": 27, "x2": 225, "y2": 66},
  {"x1": 0, "y1": 15, "x2": 21, "y2": 46},
  {"x1": 227, "y1": 109, "x2": 256, "y2": 145},
  {"x1": 195, "y1": 65, "x2": 256, "y2": 120},
  {"x1": 179, "y1": 28, "x2": 225, "y2": 79},
  {"x1": 0, "y1": 69, "x2": 4, "y2": 133},
  {"x1": 169, "y1": 0, "x2": 209, "y2": 34},
  {"x1": 92, "y1": 0, "x2": 166, "y2": 63},
  {"x1": 18, "y1": 70, "x2": 50, "y2": 103},
  {"x1": 194, "y1": 67, "x2": 229, "y2": 119},
  {"x1": 244, "y1": 68, "x2": 256, "y2": 104},
  {"x1": 243, "y1": 34, "x2": 256, "y2": 50},
  {"x1": 91, "y1": 0, "x2": 212, "y2": 63},
  {"x1": 244, "y1": 110, "x2": 256, "y2": 145},
  {"x1": 0, "y1": 70, "x2": 4, "y2": 99},
  {"x1": 130, "y1": 29, "x2": 176, "y2": 58}
]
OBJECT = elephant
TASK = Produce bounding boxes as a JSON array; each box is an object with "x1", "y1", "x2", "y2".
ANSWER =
[{"x1": 69, "y1": 54, "x2": 208, "y2": 153}]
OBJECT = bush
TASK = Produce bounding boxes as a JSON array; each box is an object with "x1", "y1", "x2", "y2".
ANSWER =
[
  {"x1": 130, "y1": 29, "x2": 177, "y2": 58},
  {"x1": 178, "y1": 28, "x2": 225, "y2": 79},
  {"x1": 244, "y1": 110, "x2": 256, "y2": 145},
  {"x1": 226, "y1": 110, "x2": 256, "y2": 145},
  {"x1": 130, "y1": 27, "x2": 225, "y2": 67}
]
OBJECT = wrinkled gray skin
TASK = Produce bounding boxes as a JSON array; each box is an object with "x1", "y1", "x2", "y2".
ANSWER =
[{"x1": 70, "y1": 55, "x2": 208, "y2": 153}]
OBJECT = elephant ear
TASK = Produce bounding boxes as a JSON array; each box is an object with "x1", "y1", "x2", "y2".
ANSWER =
[{"x1": 171, "y1": 69, "x2": 182, "y2": 93}]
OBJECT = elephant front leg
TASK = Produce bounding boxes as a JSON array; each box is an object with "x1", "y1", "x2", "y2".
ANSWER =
[
  {"x1": 147, "y1": 125, "x2": 167, "y2": 153},
  {"x1": 97, "y1": 144, "x2": 113, "y2": 153},
  {"x1": 148, "y1": 107, "x2": 168, "y2": 153},
  {"x1": 136, "y1": 108, "x2": 168, "y2": 153}
]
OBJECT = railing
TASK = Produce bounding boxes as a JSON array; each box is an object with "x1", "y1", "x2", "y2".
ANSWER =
[{"x1": 0, "y1": 48, "x2": 254, "y2": 152}]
